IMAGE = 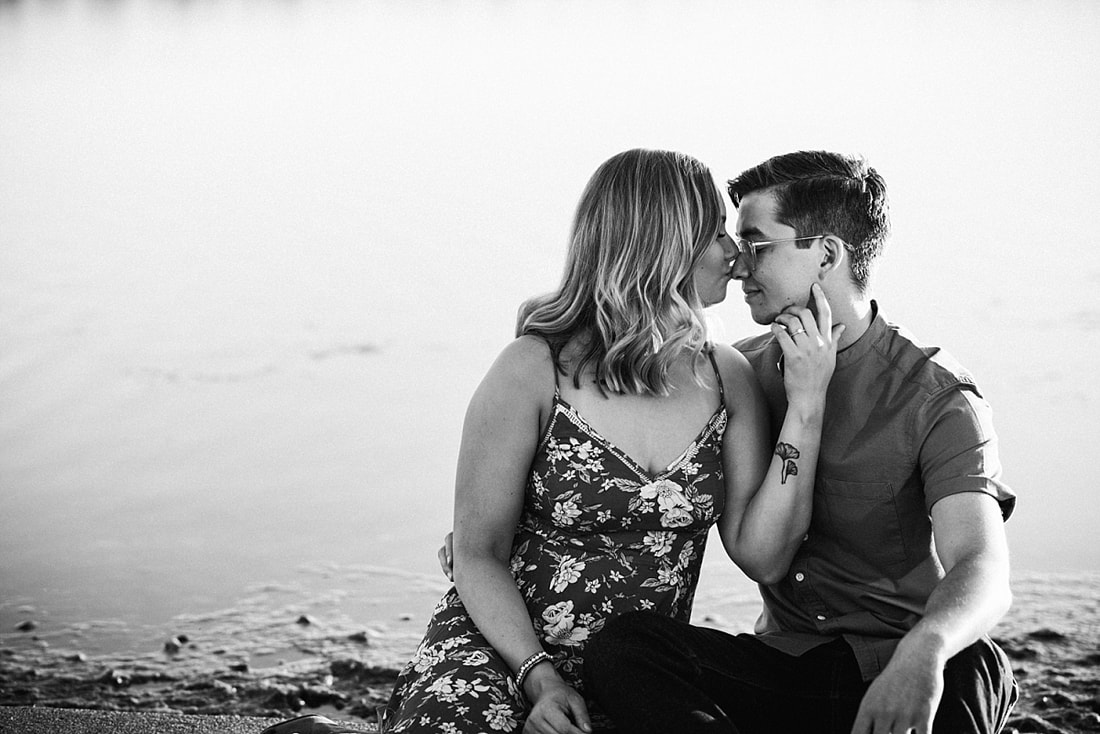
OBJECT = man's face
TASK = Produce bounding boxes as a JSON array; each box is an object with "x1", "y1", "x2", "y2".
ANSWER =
[{"x1": 732, "y1": 190, "x2": 823, "y2": 325}]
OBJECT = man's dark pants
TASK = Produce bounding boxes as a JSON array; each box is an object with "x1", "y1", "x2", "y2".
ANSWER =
[{"x1": 583, "y1": 611, "x2": 1018, "y2": 734}]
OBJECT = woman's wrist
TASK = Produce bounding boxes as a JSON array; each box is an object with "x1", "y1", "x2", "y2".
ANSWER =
[
  {"x1": 521, "y1": 659, "x2": 560, "y2": 700},
  {"x1": 783, "y1": 398, "x2": 826, "y2": 426},
  {"x1": 516, "y1": 650, "x2": 551, "y2": 688}
]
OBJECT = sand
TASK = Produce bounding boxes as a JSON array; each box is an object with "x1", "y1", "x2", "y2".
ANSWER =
[
  {"x1": 0, "y1": 706, "x2": 343, "y2": 734},
  {"x1": 2, "y1": 571, "x2": 1098, "y2": 733}
]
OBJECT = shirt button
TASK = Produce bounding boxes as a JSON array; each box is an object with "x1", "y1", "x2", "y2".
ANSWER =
[
  {"x1": 794, "y1": 573, "x2": 805, "y2": 582},
  {"x1": 816, "y1": 615, "x2": 826, "y2": 621}
]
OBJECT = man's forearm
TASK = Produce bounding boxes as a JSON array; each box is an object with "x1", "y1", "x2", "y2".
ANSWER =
[{"x1": 894, "y1": 550, "x2": 1011, "y2": 667}]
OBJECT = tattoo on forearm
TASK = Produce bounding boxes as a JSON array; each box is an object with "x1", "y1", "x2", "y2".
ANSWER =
[{"x1": 775, "y1": 442, "x2": 800, "y2": 484}]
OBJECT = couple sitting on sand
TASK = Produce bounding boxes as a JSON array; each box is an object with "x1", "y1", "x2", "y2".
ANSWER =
[{"x1": 263, "y1": 149, "x2": 1018, "y2": 734}]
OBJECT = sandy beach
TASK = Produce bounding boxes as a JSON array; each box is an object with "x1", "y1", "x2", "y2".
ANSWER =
[{"x1": 2, "y1": 571, "x2": 1098, "y2": 733}]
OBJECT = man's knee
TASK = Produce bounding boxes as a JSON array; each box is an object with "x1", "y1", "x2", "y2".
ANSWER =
[{"x1": 935, "y1": 637, "x2": 1018, "y2": 734}]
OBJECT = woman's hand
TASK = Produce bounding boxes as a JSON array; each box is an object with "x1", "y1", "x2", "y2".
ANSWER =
[
  {"x1": 438, "y1": 532, "x2": 454, "y2": 581},
  {"x1": 523, "y1": 665, "x2": 592, "y2": 734},
  {"x1": 770, "y1": 283, "x2": 844, "y2": 414}
]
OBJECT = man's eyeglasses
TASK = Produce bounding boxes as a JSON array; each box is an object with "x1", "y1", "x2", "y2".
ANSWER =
[{"x1": 731, "y1": 235, "x2": 825, "y2": 272}]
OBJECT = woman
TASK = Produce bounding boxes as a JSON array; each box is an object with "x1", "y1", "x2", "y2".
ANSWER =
[{"x1": 266, "y1": 148, "x2": 839, "y2": 734}]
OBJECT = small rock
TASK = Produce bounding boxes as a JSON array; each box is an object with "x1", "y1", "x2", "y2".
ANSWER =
[
  {"x1": 397, "y1": 613, "x2": 414, "y2": 621},
  {"x1": 1012, "y1": 645, "x2": 1040, "y2": 660},
  {"x1": 1028, "y1": 628, "x2": 1067, "y2": 642},
  {"x1": 16, "y1": 620, "x2": 37, "y2": 632},
  {"x1": 331, "y1": 659, "x2": 366, "y2": 678},
  {"x1": 1035, "y1": 690, "x2": 1075, "y2": 708},
  {"x1": 296, "y1": 614, "x2": 315, "y2": 626},
  {"x1": 1006, "y1": 712, "x2": 1069, "y2": 733},
  {"x1": 164, "y1": 636, "x2": 184, "y2": 654},
  {"x1": 348, "y1": 700, "x2": 375, "y2": 718},
  {"x1": 210, "y1": 679, "x2": 237, "y2": 697},
  {"x1": 300, "y1": 685, "x2": 337, "y2": 707},
  {"x1": 228, "y1": 662, "x2": 250, "y2": 673},
  {"x1": 67, "y1": 652, "x2": 87, "y2": 663},
  {"x1": 176, "y1": 633, "x2": 190, "y2": 644},
  {"x1": 348, "y1": 631, "x2": 371, "y2": 644},
  {"x1": 263, "y1": 690, "x2": 289, "y2": 708},
  {"x1": 97, "y1": 669, "x2": 132, "y2": 687},
  {"x1": 1075, "y1": 711, "x2": 1100, "y2": 730}
]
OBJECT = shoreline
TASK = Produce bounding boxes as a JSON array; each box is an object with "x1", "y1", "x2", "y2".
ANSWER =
[{"x1": 2, "y1": 572, "x2": 1098, "y2": 733}]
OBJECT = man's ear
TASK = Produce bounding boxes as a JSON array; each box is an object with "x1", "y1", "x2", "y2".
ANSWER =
[{"x1": 820, "y1": 235, "x2": 846, "y2": 272}]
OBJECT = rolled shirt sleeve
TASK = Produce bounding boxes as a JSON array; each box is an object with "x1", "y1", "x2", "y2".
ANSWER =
[{"x1": 916, "y1": 385, "x2": 1016, "y2": 520}]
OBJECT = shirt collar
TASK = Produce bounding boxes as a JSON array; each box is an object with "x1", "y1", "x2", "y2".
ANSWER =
[{"x1": 835, "y1": 300, "x2": 886, "y2": 370}]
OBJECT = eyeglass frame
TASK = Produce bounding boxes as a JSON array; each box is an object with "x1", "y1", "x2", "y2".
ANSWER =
[{"x1": 730, "y1": 234, "x2": 826, "y2": 272}]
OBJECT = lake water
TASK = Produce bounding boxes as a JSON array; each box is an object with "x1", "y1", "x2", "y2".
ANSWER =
[{"x1": 2, "y1": 0, "x2": 1099, "y2": 653}]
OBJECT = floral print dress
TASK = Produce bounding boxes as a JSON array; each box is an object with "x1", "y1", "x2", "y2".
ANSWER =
[{"x1": 382, "y1": 355, "x2": 727, "y2": 733}]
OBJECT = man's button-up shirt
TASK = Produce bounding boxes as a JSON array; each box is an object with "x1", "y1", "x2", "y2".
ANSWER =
[{"x1": 734, "y1": 303, "x2": 1016, "y2": 681}]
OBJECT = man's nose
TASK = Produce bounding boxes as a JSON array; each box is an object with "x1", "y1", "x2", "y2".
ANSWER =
[{"x1": 730, "y1": 253, "x2": 751, "y2": 280}]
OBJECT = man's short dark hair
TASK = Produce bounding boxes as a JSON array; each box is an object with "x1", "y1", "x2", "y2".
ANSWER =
[{"x1": 728, "y1": 151, "x2": 890, "y2": 292}]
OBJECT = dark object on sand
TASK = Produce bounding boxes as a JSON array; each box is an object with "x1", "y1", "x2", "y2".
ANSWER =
[{"x1": 259, "y1": 713, "x2": 367, "y2": 734}]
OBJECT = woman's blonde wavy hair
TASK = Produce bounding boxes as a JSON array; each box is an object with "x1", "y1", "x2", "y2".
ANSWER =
[{"x1": 517, "y1": 148, "x2": 722, "y2": 396}]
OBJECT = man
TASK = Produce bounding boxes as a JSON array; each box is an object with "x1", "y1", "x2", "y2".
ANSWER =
[{"x1": 581, "y1": 150, "x2": 1018, "y2": 734}]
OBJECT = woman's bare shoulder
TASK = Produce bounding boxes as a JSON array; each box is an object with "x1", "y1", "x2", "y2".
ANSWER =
[
  {"x1": 709, "y1": 342, "x2": 764, "y2": 406},
  {"x1": 710, "y1": 342, "x2": 756, "y2": 385},
  {"x1": 480, "y1": 335, "x2": 556, "y2": 397}
]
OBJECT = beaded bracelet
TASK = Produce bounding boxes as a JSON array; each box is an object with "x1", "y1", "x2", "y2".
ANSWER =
[{"x1": 515, "y1": 650, "x2": 552, "y2": 691}]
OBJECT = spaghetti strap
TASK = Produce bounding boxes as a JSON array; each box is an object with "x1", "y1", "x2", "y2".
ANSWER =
[
  {"x1": 534, "y1": 335, "x2": 561, "y2": 394},
  {"x1": 705, "y1": 346, "x2": 725, "y2": 405}
]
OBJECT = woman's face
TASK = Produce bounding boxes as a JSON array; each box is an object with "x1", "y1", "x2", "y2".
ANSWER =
[{"x1": 692, "y1": 192, "x2": 736, "y2": 308}]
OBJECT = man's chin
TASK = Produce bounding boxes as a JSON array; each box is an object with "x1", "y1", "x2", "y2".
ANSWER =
[{"x1": 746, "y1": 305, "x2": 777, "y2": 326}]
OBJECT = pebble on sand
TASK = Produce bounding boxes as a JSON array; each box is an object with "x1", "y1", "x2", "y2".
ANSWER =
[{"x1": 15, "y1": 620, "x2": 37, "y2": 632}]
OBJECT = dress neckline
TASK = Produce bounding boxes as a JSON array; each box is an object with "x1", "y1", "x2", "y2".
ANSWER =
[{"x1": 551, "y1": 392, "x2": 726, "y2": 482}]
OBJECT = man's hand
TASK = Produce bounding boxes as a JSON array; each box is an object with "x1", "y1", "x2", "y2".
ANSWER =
[
  {"x1": 850, "y1": 642, "x2": 944, "y2": 734},
  {"x1": 438, "y1": 531, "x2": 454, "y2": 581}
]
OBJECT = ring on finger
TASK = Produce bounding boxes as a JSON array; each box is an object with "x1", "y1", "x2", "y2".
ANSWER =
[{"x1": 789, "y1": 327, "x2": 807, "y2": 337}]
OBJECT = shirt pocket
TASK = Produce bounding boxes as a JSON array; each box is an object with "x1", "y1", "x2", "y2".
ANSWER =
[{"x1": 814, "y1": 478, "x2": 908, "y2": 570}]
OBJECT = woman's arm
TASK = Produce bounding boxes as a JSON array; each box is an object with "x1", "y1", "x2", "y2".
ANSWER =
[
  {"x1": 451, "y1": 336, "x2": 591, "y2": 734},
  {"x1": 716, "y1": 285, "x2": 842, "y2": 584}
]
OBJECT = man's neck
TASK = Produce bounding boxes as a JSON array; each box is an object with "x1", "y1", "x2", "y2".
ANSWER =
[{"x1": 831, "y1": 295, "x2": 874, "y2": 351}]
